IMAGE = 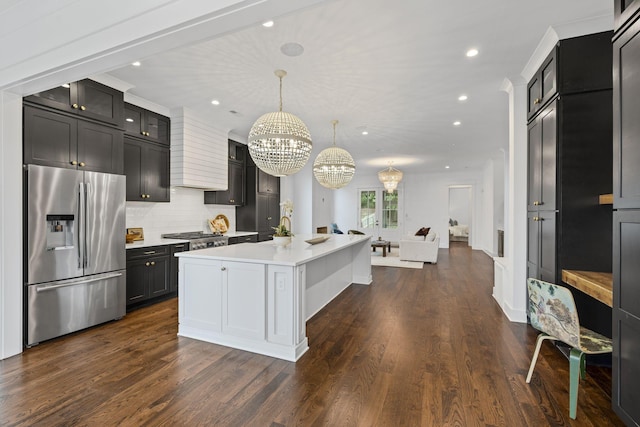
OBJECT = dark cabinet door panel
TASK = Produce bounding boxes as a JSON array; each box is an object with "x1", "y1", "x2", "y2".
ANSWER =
[
  {"x1": 539, "y1": 106, "x2": 557, "y2": 211},
  {"x1": 126, "y1": 260, "x2": 148, "y2": 303},
  {"x1": 148, "y1": 257, "x2": 171, "y2": 297},
  {"x1": 124, "y1": 139, "x2": 144, "y2": 201},
  {"x1": 76, "y1": 79, "x2": 124, "y2": 127},
  {"x1": 614, "y1": 22, "x2": 640, "y2": 209},
  {"x1": 23, "y1": 106, "x2": 77, "y2": 169},
  {"x1": 538, "y1": 211, "x2": 556, "y2": 283},
  {"x1": 124, "y1": 104, "x2": 144, "y2": 137},
  {"x1": 77, "y1": 121, "x2": 124, "y2": 174},
  {"x1": 145, "y1": 144, "x2": 170, "y2": 202}
]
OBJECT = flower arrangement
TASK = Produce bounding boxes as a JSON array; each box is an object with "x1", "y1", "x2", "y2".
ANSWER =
[{"x1": 273, "y1": 199, "x2": 294, "y2": 237}]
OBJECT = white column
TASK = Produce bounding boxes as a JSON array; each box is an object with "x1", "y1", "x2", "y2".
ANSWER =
[
  {"x1": 0, "y1": 91, "x2": 24, "y2": 359},
  {"x1": 497, "y1": 78, "x2": 528, "y2": 323}
]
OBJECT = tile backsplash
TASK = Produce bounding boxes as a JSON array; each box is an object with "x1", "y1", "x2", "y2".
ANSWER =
[{"x1": 126, "y1": 186, "x2": 236, "y2": 239}]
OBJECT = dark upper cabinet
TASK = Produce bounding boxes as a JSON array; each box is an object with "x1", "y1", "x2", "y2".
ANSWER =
[
  {"x1": 236, "y1": 157, "x2": 280, "y2": 241},
  {"x1": 258, "y1": 168, "x2": 280, "y2": 194},
  {"x1": 24, "y1": 105, "x2": 123, "y2": 174},
  {"x1": 204, "y1": 140, "x2": 246, "y2": 206},
  {"x1": 615, "y1": 0, "x2": 640, "y2": 33},
  {"x1": 614, "y1": 18, "x2": 640, "y2": 209},
  {"x1": 527, "y1": 102, "x2": 557, "y2": 212},
  {"x1": 25, "y1": 79, "x2": 124, "y2": 127},
  {"x1": 123, "y1": 136, "x2": 170, "y2": 202},
  {"x1": 527, "y1": 50, "x2": 556, "y2": 121},
  {"x1": 527, "y1": 32, "x2": 613, "y2": 122},
  {"x1": 124, "y1": 103, "x2": 170, "y2": 146}
]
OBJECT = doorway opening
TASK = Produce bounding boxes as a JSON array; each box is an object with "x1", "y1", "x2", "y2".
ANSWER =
[{"x1": 448, "y1": 186, "x2": 472, "y2": 246}]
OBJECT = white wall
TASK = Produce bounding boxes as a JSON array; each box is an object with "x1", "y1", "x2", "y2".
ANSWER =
[
  {"x1": 0, "y1": 92, "x2": 23, "y2": 359},
  {"x1": 126, "y1": 187, "x2": 237, "y2": 238},
  {"x1": 481, "y1": 153, "x2": 506, "y2": 256},
  {"x1": 333, "y1": 169, "x2": 485, "y2": 249}
]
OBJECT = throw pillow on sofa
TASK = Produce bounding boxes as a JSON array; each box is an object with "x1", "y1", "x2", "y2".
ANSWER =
[
  {"x1": 406, "y1": 235, "x2": 425, "y2": 241},
  {"x1": 415, "y1": 227, "x2": 431, "y2": 236},
  {"x1": 426, "y1": 233, "x2": 436, "y2": 242}
]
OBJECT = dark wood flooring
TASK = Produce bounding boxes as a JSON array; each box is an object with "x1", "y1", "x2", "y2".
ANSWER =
[{"x1": 0, "y1": 243, "x2": 623, "y2": 426}]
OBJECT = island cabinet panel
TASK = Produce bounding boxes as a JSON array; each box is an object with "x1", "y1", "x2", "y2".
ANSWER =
[
  {"x1": 267, "y1": 265, "x2": 297, "y2": 346},
  {"x1": 180, "y1": 258, "x2": 223, "y2": 332},
  {"x1": 222, "y1": 262, "x2": 265, "y2": 340}
]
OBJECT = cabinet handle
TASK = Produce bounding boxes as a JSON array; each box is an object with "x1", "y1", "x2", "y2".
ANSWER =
[
  {"x1": 533, "y1": 98, "x2": 541, "y2": 105},
  {"x1": 267, "y1": 217, "x2": 272, "y2": 220},
  {"x1": 72, "y1": 103, "x2": 79, "y2": 109},
  {"x1": 144, "y1": 251, "x2": 156, "y2": 255},
  {"x1": 141, "y1": 194, "x2": 146, "y2": 199},
  {"x1": 71, "y1": 160, "x2": 78, "y2": 165},
  {"x1": 80, "y1": 105, "x2": 86, "y2": 111},
  {"x1": 221, "y1": 267, "x2": 226, "y2": 271},
  {"x1": 141, "y1": 131, "x2": 146, "y2": 136},
  {"x1": 79, "y1": 162, "x2": 85, "y2": 167},
  {"x1": 230, "y1": 199, "x2": 234, "y2": 203},
  {"x1": 533, "y1": 201, "x2": 538, "y2": 206},
  {"x1": 145, "y1": 262, "x2": 150, "y2": 266},
  {"x1": 146, "y1": 194, "x2": 150, "y2": 199},
  {"x1": 150, "y1": 261, "x2": 155, "y2": 266},
  {"x1": 175, "y1": 245, "x2": 185, "y2": 248}
]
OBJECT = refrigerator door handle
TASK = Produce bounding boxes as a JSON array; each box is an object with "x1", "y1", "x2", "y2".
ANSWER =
[
  {"x1": 35, "y1": 272, "x2": 123, "y2": 293},
  {"x1": 78, "y1": 182, "x2": 85, "y2": 269},
  {"x1": 85, "y1": 182, "x2": 92, "y2": 269}
]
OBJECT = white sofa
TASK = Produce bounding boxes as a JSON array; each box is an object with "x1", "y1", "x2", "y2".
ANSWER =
[{"x1": 399, "y1": 232, "x2": 440, "y2": 263}]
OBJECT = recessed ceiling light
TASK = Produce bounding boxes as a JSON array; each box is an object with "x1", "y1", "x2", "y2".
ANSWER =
[
  {"x1": 445, "y1": 165, "x2": 450, "y2": 169},
  {"x1": 458, "y1": 95, "x2": 468, "y2": 101},
  {"x1": 362, "y1": 131, "x2": 369, "y2": 135},
  {"x1": 211, "y1": 100, "x2": 220, "y2": 105},
  {"x1": 453, "y1": 121, "x2": 461, "y2": 126},
  {"x1": 131, "y1": 61, "x2": 141, "y2": 67},
  {"x1": 262, "y1": 20, "x2": 274, "y2": 28},
  {"x1": 466, "y1": 49, "x2": 478, "y2": 57},
  {"x1": 125, "y1": 118, "x2": 134, "y2": 122},
  {"x1": 280, "y1": 42, "x2": 304, "y2": 57}
]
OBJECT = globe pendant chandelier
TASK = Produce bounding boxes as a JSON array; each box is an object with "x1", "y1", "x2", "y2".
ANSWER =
[
  {"x1": 247, "y1": 69, "x2": 312, "y2": 177},
  {"x1": 313, "y1": 120, "x2": 356, "y2": 189},
  {"x1": 378, "y1": 163, "x2": 403, "y2": 193}
]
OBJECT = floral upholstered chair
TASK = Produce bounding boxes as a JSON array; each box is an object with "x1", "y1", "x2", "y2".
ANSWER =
[{"x1": 526, "y1": 278, "x2": 612, "y2": 419}]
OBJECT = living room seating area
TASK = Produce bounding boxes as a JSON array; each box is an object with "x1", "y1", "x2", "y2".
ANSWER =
[{"x1": 399, "y1": 229, "x2": 440, "y2": 263}]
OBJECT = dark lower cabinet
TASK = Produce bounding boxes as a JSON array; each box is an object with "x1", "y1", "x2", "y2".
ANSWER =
[
  {"x1": 124, "y1": 136, "x2": 170, "y2": 202},
  {"x1": 613, "y1": 210, "x2": 640, "y2": 425},
  {"x1": 23, "y1": 105, "x2": 124, "y2": 174},
  {"x1": 228, "y1": 234, "x2": 258, "y2": 245},
  {"x1": 126, "y1": 246, "x2": 172, "y2": 309}
]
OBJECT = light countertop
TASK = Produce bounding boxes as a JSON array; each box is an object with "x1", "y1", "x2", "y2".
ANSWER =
[{"x1": 176, "y1": 234, "x2": 370, "y2": 266}]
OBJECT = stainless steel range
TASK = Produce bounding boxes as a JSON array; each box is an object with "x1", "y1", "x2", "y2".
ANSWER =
[{"x1": 161, "y1": 231, "x2": 228, "y2": 250}]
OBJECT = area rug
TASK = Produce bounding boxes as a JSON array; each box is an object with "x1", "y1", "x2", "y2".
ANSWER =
[{"x1": 370, "y1": 249, "x2": 423, "y2": 269}]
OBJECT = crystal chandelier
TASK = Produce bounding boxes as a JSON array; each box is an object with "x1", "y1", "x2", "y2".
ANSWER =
[
  {"x1": 248, "y1": 70, "x2": 312, "y2": 177},
  {"x1": 313, "y1": 120, "x2": 356, "y2": 189},
  {"x1": 378, "y1": 163, "x2": 403, "y2": 193}
]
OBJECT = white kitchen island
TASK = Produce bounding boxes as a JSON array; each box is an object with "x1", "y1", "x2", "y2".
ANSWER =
[{"x1": 175, "y1": 234, "x2": 372, "y2": 362}]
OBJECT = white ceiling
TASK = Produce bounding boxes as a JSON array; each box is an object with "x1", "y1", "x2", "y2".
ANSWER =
[{"x1": 106, "y1": 0, "x2": 611, "y2": 174}]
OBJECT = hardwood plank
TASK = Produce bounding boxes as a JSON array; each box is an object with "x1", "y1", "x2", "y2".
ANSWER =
[{"x1": 0, "y1": 242, "x2": 624, "y2": 425}]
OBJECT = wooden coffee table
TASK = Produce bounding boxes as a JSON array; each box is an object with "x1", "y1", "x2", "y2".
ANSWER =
[{"x1": 371, "y1": 240, "x2": 391, "y2": 257}]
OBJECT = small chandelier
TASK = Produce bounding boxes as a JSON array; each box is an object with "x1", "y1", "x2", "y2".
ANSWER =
[
  {"x1": 378, "y1": 163, "x2": 403, "y2": 193},
  {"x1": 313, "y1": 120, "x2": 356, "y2": 189},
  {"x1": 248, "y1": 69, "x2": 312, "y2": 177}
]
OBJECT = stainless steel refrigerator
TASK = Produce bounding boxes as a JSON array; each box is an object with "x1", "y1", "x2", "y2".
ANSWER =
[{"x1": 25, "y1": 164, "x2": 126, "y2": 346}]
